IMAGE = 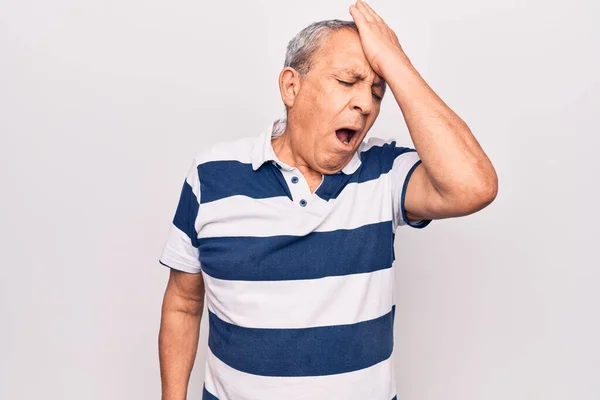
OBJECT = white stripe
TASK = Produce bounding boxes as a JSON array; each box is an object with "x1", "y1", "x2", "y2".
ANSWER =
[
  {"x1": 203, "y1": 347, "x2": 395, "y2": 400},
  {"x1": 193, "y1": 128, "x2": 397, "y2": 168},
  {"x1": 202, "y1": 267, "x2": 394, "y2": 329},
  {"x1": 196, "y1": 173, "x2": 393, "y2": 238},
  {"x1": 159, "y1": 225, "x2": 201, "y2": 273}
]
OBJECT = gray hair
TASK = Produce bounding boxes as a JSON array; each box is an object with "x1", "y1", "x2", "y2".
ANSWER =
[
  {"x1": 282, "y1": 20, "x2": 358, "y2": 115},
  {"x1": 284, "y1": 19, "x2": 358, "y2": 75}
]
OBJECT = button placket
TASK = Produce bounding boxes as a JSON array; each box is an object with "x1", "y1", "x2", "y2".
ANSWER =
[{"x1": 280, "y1": 169, "x2": 312, "y2": 207}]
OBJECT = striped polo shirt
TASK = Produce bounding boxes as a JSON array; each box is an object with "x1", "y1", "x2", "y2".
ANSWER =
[{"x1": 159, "y1": 117, "x2": 432, "y2": 400}]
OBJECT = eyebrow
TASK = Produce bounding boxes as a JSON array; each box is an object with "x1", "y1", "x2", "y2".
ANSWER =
[{"x1": 337, "y1": 68, "x2": 385, "y2": 88}]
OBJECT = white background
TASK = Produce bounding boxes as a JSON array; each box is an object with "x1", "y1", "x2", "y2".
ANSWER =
[{"x1": 1, "y1": 0, "x2": 599, "y2": 399}]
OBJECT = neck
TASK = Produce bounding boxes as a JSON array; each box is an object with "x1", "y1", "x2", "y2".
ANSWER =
[{"x1": 271, "y1": 126, "x2": 322, "y2": 181}]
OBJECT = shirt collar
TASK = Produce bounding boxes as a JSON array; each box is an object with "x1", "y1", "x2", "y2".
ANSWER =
[{"x1": 250, "y1": 117, "x2": 362, "y2": 175}]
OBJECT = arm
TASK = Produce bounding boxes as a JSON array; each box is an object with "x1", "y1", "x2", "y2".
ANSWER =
[
  {"x1": 385, "y1": 58, "x2": 498, "y2": 221},
  {"x1": 350, "y1": 0, "x2": 498, "y2": 221},
  {"x1": 159, "y1": 268, "x2": 205, "y2": 400}
]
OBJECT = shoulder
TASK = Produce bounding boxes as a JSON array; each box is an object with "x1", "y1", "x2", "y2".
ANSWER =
[
  {"x1": 358, "y1": 136, "x2": 396, "y2": 153},
  {"x1": 358, "y1": 136, "x2": 416, "y2": 166},
  {"x1": 359, "y1": 136, "x2": 415, "y2": 154}
]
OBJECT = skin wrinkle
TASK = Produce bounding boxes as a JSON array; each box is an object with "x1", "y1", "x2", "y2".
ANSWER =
[{"x1": 335, "y1": 67, "x2": 386, "y2": 94}]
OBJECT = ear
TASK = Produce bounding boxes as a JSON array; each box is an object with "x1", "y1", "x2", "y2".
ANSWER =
[{"x1": 279, "y1": 67, "x2": 301, "y2": 109}]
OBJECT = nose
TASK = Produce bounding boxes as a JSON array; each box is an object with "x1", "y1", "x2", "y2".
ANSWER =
[{"x1": 350, "y1": 86, "x2": 373, "y2": 116}]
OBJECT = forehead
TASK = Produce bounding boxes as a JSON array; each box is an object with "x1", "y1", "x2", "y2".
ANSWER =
[{"x1": 312, "y1": 29, "x2": 379, "y2": 79}]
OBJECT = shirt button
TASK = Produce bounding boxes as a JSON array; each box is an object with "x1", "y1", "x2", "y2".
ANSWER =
[
  {"x1": 291, "y1": 176, "x2": 299, "y2": 184},
  {"x1": 299, "y1": 199, "x2": 307, "y2": 207}
]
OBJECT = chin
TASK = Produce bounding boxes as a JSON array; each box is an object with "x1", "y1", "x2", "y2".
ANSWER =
[{"x1": 314, "y1": 155, "x2": 353, "y2": 175}]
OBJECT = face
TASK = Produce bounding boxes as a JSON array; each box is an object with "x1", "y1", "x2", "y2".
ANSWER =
[{"x1": 281, "y1": 28, "x2": 386, "y2": 174}]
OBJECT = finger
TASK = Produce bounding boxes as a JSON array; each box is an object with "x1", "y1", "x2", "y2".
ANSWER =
[
  {"x1": 357, "y1": 0, "x2": 377, "y2": 21},
  {"x1": 354, "y1": 0, "x2": 375, "y2": 23},
  {"x1": 349, "y1": 4, "x2": 369, "y2": 27},
  {"x1": 361, "y1": 1, "x2": 383, "y2": 23}
]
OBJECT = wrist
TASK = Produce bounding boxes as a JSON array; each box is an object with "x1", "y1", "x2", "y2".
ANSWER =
[{"x1": 380, "y1": 51, "x2": 413, "y2": 77}]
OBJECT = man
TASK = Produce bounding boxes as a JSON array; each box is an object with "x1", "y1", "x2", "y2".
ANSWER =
[{"x1": 158, "y1": 1, "x2": 498, "y2": 399}]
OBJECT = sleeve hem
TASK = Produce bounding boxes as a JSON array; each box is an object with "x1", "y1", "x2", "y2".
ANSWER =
[
  {"x1": 158, "y1": 258, "x2": 202, "y2": 274},
  {"x1": 401, "y1": 159, "x2": 432, "y2": 229}
]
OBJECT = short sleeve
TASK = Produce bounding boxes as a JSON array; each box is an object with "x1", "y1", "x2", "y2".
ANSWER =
[
  {"x1": 390, "y1": 145, "x2": 432, "y2": 229},
  {"x1": 159, "y1": 157, "x2": 202, "y2": 273}
]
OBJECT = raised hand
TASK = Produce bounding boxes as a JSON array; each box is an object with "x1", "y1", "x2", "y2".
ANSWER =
[{"x1": 349, "y1": 0, "x2": 407, "y2": 77}]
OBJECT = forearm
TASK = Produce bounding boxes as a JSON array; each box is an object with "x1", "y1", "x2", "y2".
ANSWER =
[
  {"x1": 383, "y1": 54, "x2": 497, "y2": 198},
  {"x1": 159, "y1": 299, "x2": 203, "y2": 400}
]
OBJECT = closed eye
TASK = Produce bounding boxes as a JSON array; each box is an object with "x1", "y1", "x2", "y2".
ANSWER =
[{"x1": 338, "y1": 80, "x2": 382, "y2": 101}]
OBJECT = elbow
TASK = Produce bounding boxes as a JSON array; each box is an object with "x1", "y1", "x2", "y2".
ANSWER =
[
  {"x1": 476, "y1": 172, "x2": 498, "y2": 204},
  {"x1": 466, "y1": 169, "x2": 499, "y2": 212},
  {"x1": 441, "y1": 169, "x2": 498, "y2": 216}
]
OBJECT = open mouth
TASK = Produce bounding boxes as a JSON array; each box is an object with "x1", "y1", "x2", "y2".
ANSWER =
[{"x1": 335, "y1": 128, "x2": 358, "y2": 146}]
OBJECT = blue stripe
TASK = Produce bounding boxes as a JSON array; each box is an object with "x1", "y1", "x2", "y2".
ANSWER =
[
  {"x1": 173, "y1": 180, "x2": 200, "y2": 247},
  {"x1": 208, "y1": 306, "x2": 395, "y2": 377},
  {"x1": 202, "y1": 386, "x2": 219, "y2": 400},
  {"x1": 197, "y1": 143, "x2": 414, "y2": 204},
  {"x1": 357, "y1": 141, "x2": 414, "y2": 182},
  {"x1": 401, "y1": 159, "x2": 432, "y2": 229},
  {"x1": 198, "y1": 220, "x2": 394, "y2": 281},
  {"x1": 198, "y1": 161, "x2": 291, "y2": 204},
  {"x1": 316, "y1": 143, "x2": 415, "y2": 201}
]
